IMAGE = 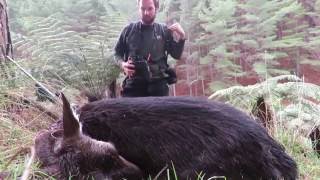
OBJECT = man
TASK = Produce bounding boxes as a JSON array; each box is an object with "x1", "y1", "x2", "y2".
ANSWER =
[{"x1": 114, "y1": 0, "x2": 185, "y2": 97}]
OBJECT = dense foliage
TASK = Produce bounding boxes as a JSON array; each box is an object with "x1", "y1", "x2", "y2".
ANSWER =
[
  {"x1": 7, "y1": 0, "x2": 320, "y2": 95},
  {"x1": 0, "y1": 0, "x2": 319, "y2": 179},
  {"x1": 8, "y1": 0, "x2": 128, "y2": 99},
  {"x1": 164, "y1": 0, "x2": 320, "y2": 92}
]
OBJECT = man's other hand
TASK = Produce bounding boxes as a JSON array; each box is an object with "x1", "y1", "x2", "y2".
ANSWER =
[
  {"x1": 168, "y1": 23, "x2": 186, "y2": 42},
  {"x1": 121, "y1": 60, "x2": 135, "y2": 77}
]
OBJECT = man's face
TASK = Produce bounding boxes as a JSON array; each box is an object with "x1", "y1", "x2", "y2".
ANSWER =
[{"x1": 139, "y1": 0, "x2": 156, "y2": 25}]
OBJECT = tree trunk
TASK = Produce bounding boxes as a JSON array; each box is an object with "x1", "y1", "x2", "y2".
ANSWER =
[{"x1": 0, "y1": 0, "x2": 13, "y2": 80}]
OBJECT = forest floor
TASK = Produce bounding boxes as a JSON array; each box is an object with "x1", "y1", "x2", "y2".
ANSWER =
[{"x1": 0, "y1": 87, "x2": 319, "y2": 180}]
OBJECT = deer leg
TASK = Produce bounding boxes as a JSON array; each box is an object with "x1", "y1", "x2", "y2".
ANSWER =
[{"x1": 107, "y1": 155, "x2": 143, "y2": 180}]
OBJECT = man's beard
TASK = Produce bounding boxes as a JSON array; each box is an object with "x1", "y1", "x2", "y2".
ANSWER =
[{"x1": 142, "y1": 15, "x2": 156, "y2": 25}]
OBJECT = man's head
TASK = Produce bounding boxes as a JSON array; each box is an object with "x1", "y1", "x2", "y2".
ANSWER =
[{"x1": 137, "y1": 0, "x2": 159, "y2": 25}]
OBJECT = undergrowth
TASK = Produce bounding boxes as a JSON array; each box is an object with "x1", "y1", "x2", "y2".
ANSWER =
[{"x1": 0, "y1": 85, "x2": 319, "y2": 179}]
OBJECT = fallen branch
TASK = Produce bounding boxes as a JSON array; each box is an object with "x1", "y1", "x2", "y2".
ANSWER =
[
  {"x1": 5, "y1": 56, "x2": 58, "y2": 103},
  {"x1": 21, "y1": 146, "x2": 36, "y2": 180}
]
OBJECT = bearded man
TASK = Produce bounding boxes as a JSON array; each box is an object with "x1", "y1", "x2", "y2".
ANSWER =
[{"x1": 114, "y1": 0, "x2": 185, "y2": 97}]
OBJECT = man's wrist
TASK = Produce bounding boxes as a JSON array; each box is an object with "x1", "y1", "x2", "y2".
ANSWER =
[
  {"x1": 120, "y1": 61, "x2": 126, "y2": 71},
  {"x1": 180, "y1": 37, "x2": 186, "y2": 41},
  {"x1": 175, "y1": 38, "x2": 186, "y2": 43},
  {"x1": 180, "y1": 33, "x2": 186, "y2": 41}
]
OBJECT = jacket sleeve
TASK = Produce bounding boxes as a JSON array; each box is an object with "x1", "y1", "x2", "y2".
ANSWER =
[
  {"x1": 165, "y1": 27, "x2": 185, "y2": 59},
  {"x1": 114, "y1": 25, "x2": 129, "y2": 66}
]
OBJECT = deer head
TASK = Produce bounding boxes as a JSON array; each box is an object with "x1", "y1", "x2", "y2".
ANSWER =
[{"x1": 35, "y1": 93, "x2": 142, "y2": 180}]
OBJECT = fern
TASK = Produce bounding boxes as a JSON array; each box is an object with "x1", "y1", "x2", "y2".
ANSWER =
[
  {"x1": 9, "y1": 0, "x2": 127, "y2": 99},
  {"x1": 183, "y1": 0, "x2": 320, "y2": 89},
  {"x1": 209, "y1": 75, "x2": 320, "y2": 136}
]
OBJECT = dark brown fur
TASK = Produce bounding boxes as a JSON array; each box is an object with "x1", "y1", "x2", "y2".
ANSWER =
[
  {"x1": 80, "y1": 96, "x2": 297, "y2": 179},
  {"x1": 309, "y1": 126, "x2": 320, "y2": 156},
  {"x1": 252, "y1": 96, "x2": 273, "y2": 130},
  {"x1": 35, "y1": 95, "x2": 297, "y2": 180},
  {"x1": 35, "y1": 94, "x2": 142, "y2": 179}
]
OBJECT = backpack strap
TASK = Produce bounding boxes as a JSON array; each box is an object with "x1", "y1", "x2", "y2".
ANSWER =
[{"x1": 123, "y1": 22, "x2": 141, "y2": 61}]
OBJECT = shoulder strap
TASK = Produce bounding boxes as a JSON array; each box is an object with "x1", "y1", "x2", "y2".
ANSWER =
[
  {"x1": 123, "y1": 22, "x2": 141, "y2": 59},
  {"x1": 156, "y1": 23, "x2": 170, "y2": 57},
  {"x1": 124, "y1": 22, "x2": 139, "y2": 42}
]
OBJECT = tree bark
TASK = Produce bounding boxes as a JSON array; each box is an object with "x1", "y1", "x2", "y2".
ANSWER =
[{"x1": 0, "y1": 0, "x2": 13, "y2": 80}]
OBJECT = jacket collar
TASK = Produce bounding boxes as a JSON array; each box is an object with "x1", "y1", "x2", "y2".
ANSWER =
[{"x1": 138, "y1": 21, "x2": 155, "y2": 33}]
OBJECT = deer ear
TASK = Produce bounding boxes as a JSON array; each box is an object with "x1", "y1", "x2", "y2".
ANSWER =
[{"x1": 61, "y1": 93, "x2": 80, "y2": 138}]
